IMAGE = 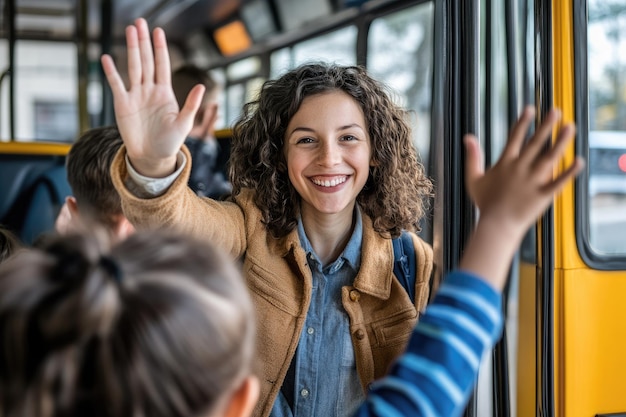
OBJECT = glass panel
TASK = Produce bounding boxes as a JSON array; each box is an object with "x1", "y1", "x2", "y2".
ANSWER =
[
  {"x1": 587, "y1": 0, "x2": 626, "y2": 255},
  {"x1": 226, "y1": 56, "x2": 261, "y2": 81},
  {"x1": 367, "y1": 3, "x2": 433, "y2": 166},
  {"x1": 225, "y1": 83, "x2": 245, "y2": 128},
  {"x1": 224, "y1": 58, "x2": 264, "y2": 128},
  {"x1": 33, "y1": 101, "x2": 77, "y2": 142},
  {"x1": 291, "y1": 26, "x2": 356, "y2": 66},
  {"x1": 485, "y1": 2, "x2": 510, "y2": 163},
  {"x1": 0, "y1": 40, "x2": 78, "y2": 142},
  {"x1": 477, "y1": 0, "x2": 514, "y2": 415},
  {"x1": 270, "y1": 26, "x2": 357, "y2": 77},
  {"x1": 210, "y1": 68, "x2": 227, "y2": 130},
  {"x1": 223, "y1": 76, "x2": 266, "y2": 129},
  {"x1": 270, "y1": 48, "x2": 292, "y2": 79}
]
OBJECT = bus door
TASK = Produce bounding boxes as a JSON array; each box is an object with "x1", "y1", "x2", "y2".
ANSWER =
[{"x1": 517, "y1": 1, "x2": 626, "y2": 416}]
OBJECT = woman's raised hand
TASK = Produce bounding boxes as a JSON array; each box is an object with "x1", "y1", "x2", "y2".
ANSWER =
[{"x1": 101, "y1": 18, "x2": 205, "y2": 177}]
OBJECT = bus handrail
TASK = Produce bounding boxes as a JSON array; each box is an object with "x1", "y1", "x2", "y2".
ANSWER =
[{"x1": 0, "y1": 141, "x2": 71, "y2": 156}]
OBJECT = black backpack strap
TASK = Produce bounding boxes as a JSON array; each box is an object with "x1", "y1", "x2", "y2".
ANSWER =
[
  {"x1": 392, "y1": 230, "x2": 416, "y2": 303},
  {"x1": 280, "y1": 345, "x2": 298, "y2": 413}
]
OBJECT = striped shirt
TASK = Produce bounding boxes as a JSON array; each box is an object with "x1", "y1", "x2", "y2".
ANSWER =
[{"x1": 353, "y1": 271, "x2": 503, "y2": 417}]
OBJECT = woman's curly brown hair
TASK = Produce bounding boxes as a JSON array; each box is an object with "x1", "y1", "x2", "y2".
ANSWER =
[{"x1": 230, "y1": 63, "x2": 432, "y2": 238}]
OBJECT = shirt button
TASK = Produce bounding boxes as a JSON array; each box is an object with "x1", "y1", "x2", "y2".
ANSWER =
[
  {"x1": 355, "y1": 329, "x2": 366, "y2": 340},
  {"x1": 300, "y1": 388, "x2": 310, "y2": 398},
  {"x1": 307, "y1": 327, "x2": 315, "y2": 335},
  {"x1": 349, "y1": 290, "x2": 360, "y2": 302}
]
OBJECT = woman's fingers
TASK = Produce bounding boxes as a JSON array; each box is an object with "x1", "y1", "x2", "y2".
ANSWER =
[
  {"x1": 100, "y1": 55, "x2": 126, "y2": 97},
  {"x1": 136, "y1": 18, "x2": 155, "y2": 84},
  {"x1": 178, "y1": 84, "x2": 206, "y2": 126},
  {"x1": 119, "y1": 19, "x2": 169, "y2": 88},
  {"x1": 126, "y1": 24, "x2": 141, "y2": 87},
  {"x1": 153, "y1": 27, "x2": 172, "y2": 86}
]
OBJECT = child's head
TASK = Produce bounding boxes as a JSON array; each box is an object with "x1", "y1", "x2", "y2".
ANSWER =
[
  {"x1": 230, "y1": 62, "x2": 432, "y2": 238},
  {"x1": 0, "y1": 230, "x2": 257, "y2": 417},
  {"x1": 0, "y1": 225, "x2": 22, "y2": 262},
  {"x1": 65, "y1": 126, "x2": 132, "y2": 237},
  {"x1": 172, "y1": 65, "x2": 220, "y2": 136}
]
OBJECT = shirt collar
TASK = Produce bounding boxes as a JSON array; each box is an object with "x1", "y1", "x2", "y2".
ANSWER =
[{"x1": 296, "y1": 206, "x2": 363, "y2": 271}]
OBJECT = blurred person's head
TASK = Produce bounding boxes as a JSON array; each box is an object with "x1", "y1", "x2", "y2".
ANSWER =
[
  {"x1": 0, "y1": 225, "x2": 22, "y2": 262},
  {"x1": 0, "y1": 230, "x2": 258, "y2": 417},
  {"x1": 61, "y1": 126, "x2": 134, "y2": 240},
  {"x1": 172, "y1": 65, "x2": 221, "y2": 139}
]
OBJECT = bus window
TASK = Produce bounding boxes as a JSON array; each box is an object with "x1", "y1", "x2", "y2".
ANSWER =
[
  {"x1": 33, "y1": 101, "x2": 77, "y2": 141},
  {"x1": 271, "y1": 48, "x2": 291, "y2": 79},
  {"x1": 587, "y1": 0, "x2": 626, "y2": 256},
  {"x1": 209, "y1": 68, "x2": 227, "y2": 130},
  {"x1": 0, "y1": 40, "x2": 78, "y2": 142},
  {"x1": 225, "y1": 83, "x2": 245, "y2": 128},
  {"x1": 481, "y1": 3, "x2": 510, "y2": 163},
  {"x1": 270, "y1": 25, "x2": 357, "y2": 77},
  {"x1": 366, "y1": 3, "x2": 433, "y2": 164},
  {"x1": 223, "y1": 76, "x2": 265, "y2": 128},
  {"x1": 224, "y1": 57, "x2": 263, "y2": 127},
  {"x1": 226, "y1": 56, "x2": 261, "y2": 80}
]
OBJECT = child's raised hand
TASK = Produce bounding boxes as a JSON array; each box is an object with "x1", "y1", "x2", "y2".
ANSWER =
[
  {"x1": 100, "y1": 18, "x2": 205, "y2": 177},
  {"x1": 464, "y1": 106, "x2": 584, "y2": 240}
]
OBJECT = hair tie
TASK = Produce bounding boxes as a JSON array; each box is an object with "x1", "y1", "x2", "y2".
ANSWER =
[{"x1": 99, "y1": 256, "x2": 123, "y2": 284}]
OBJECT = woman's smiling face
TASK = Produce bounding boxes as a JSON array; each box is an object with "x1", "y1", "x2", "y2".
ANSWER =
[{"x1": 284, "y1": 91, "x2": 372, "y2": 220}]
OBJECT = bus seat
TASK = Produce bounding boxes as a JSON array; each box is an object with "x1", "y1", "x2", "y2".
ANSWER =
[{"x1": 0, "y1": 146, "x2": 72, "y2": 245}]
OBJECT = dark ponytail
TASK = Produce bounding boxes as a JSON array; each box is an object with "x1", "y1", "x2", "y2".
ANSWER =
[
  {"x1": 0, "y1": 230, "x2": 255, "y2": 417},
  {"x1": 0, "y1": 233, "x2": 123, "y2": 417}
]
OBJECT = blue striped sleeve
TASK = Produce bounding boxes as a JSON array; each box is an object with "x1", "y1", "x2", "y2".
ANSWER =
[{"x1": 352, "y1": 270, "x2": 503, "y2": 417}]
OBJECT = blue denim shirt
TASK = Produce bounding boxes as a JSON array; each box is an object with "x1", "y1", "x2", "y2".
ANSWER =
[{"x1": 270, "y1": 208, "x2": 365, "y2": 417}]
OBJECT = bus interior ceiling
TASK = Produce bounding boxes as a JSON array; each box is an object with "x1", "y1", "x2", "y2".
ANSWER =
[
  {"x1": 1, "y1": 0, "x2": 243, "y2": 47},
  {"x1": 0, "y1": 0, "x2": 375, "y2": 67}
]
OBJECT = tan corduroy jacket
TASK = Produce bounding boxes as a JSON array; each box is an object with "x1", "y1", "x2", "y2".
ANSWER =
[{"x1": 111, "y1": 146, "x2": 434, "y2": 417}]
